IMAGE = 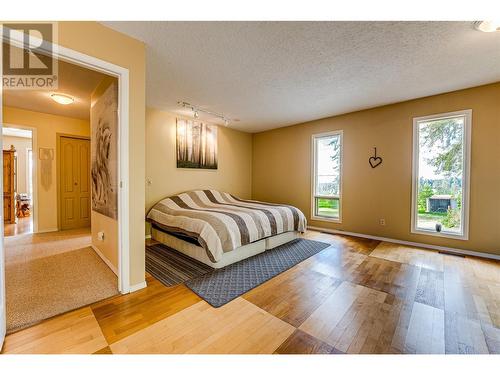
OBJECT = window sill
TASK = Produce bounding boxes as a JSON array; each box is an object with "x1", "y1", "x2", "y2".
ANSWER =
[
  {"x1": 311, "y1": 215, "x2": 342, "y2": 224},
  {"x1": 411, "y1": 228, "x2": 468, "y2": 241}
]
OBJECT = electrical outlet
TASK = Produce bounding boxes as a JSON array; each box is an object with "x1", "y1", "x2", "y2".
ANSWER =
[{"x1": 379, "y1": 218, "x2": 386, "y2": 226}]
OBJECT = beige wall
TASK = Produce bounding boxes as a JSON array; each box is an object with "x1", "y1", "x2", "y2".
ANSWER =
[
  {"x1": 252, "y1": 82, "x2": 500, "y2": 257},
  {"x1": 145, "y1": 107, "x2": 253, "y2": 233},
  {"x1": 91, "y1": 77, "x2": 119, "y2": 271},
  {"x1": 3, "y1": 106, "x2": 90, "y2": 232},
  {"x1": 56, "y1": 22, "x2": 146, "y2": 286},
  {"x1": 2, "y1": 135, "x2": 32, "y2": 195}
]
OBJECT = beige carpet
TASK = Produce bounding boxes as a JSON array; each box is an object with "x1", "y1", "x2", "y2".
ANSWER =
[
  {"x1": 6, "y1": 246, "x2": 118, "y2": 333},
  {"x1": 4, "y1": 227, "x2": 92, "y2": 265}
]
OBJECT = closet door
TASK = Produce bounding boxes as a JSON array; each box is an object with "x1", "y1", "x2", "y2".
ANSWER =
[{"x1": 60, "y1": 137, "x2": 91, "y2": 230}]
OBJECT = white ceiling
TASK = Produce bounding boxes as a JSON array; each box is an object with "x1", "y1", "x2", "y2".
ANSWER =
[
  {"x1": 2, "y1": 55, "x2": 108, "y2": 120},
  {"x1": 103, "y1": 21, "x2": 500, "y2": 133},
  {"x1": 3, "y1": 127, "x2": 32, "y2": 138}
]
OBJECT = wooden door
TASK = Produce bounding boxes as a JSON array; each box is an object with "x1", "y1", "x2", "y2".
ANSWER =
[
  {"x1": 3, "y1": 150, "x2": 15, "y2": 224},
  {"x1": 60, "y1": 137, "x2": 91, "y2": 230}
]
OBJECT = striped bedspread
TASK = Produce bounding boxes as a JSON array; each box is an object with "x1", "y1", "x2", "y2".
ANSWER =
[{"x1": 147, "y1": 190, "x2": 307, "y2": 262}]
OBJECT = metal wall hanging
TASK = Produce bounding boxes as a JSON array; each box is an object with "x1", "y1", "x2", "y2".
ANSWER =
[{"x1": 369, "y1": 147, "x2": 383, "y2": 168}]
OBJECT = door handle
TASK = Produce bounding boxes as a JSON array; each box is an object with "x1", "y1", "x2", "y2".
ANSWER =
[{"x1": 74, "y1": 182, "x2": 78, "y2": 186}]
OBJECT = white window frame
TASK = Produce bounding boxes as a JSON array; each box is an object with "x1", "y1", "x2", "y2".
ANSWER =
[
  {"x1": 26, "y1": 148, "x2": 33, "y2": 198},
  {"x1": 311, "y1": 130, "x2": 343, "y2": 223},
  {"x1": 411, "y1": 109, "x2": 472, "y2": 240}
]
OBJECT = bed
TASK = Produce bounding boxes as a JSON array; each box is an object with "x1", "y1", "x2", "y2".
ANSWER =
[{"x1": 147, "y1": 190, "x2": 307, "y2": 268}]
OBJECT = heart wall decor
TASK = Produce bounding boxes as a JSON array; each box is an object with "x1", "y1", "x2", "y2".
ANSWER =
[{"x1": 369, "y1": 147, "x2": 383, "y2": 168}]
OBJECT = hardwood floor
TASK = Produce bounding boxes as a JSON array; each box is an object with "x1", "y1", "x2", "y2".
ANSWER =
[
  {"x1": 2, "y1": 230, "x2": 499, "y2": 354},
  {"x1": 4, "y1": 217, "x2": 33, "y2": 237}
]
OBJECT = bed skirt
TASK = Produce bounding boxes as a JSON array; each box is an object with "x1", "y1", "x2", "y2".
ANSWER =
[{"x1": 151, "y1": 228, "x2": 298, "y2": 268}]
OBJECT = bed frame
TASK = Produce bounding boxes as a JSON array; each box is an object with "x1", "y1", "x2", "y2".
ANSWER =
[{"x1": 151, "y1": 228, "x2": 298, "y2": 268}]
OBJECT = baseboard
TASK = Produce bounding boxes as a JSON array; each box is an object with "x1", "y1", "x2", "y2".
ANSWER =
[
  {"x1": 91, "y1": 245, "x2": 118, "y2": 275},
  {"x1": 307, "y1": 225, "x2": 500, "y2": 261},
  {"x1": 35, "y1": 228, "x2": 58, "y2": 234},
  {"x1": 129, "y1": 281, "x2": 147, "y2": 293}
]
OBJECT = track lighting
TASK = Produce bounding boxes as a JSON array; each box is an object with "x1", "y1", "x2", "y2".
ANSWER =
[{"x1": 178, "y1": 101, "x2": 230, "y2": 126}]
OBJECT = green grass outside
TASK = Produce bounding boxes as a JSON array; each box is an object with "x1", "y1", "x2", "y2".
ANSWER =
[{"x1": 317, "y1": 198, "x2": 339, "y2": 218}]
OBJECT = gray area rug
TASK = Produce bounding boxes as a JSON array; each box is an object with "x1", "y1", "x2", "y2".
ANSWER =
[
  {"x1": 146, "y1": 243, "x2": 213, "y2": 286},
  {"x1": 185, "y1": 238, "x2": 330, "y2": 307}
]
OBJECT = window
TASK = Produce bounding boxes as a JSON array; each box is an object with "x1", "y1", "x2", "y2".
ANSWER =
[
  {"x1": 411, "y1": 110, "x2": 471, "y2": 239},
  {"x1": 312, "y1": 131, "x2": 342, "y2": 222}
]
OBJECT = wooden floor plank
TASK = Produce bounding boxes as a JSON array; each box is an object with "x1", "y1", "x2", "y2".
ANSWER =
[
  {"x1": 91, "y1": 275, "x2": 201, "y2": 344},
  {"x1": 274, "y1": 329, "x2": 340, "y2": 354},
  {"x1": 415, "y1": 268, "x2": 445, "y2": 309},
  {"x1": 445, "y1": 311, "x2": 489, "y2": 354},
  {"x1": 443, "y1": 255, "x2": 500, "y2": 328},
  {"x1": 347, "y1": 256, "x2": 422, "y2": 302},
  {"x1": 405, "y1": 302, "x2": 445, "y2": 354},
  {"x1": 370, "y1": 242, "x2": 444, "y2": 272},
  {"x1": 481, "y1": 322, "x2": 500, "y2": 354},
  {"x1": 93, "y1": 346, "x2": 113, "y2": 354},
  {"x1": 243, "y1": 266, "x2": 342, "y2": 327},
  {"x1": 1, "y1": 307, "x2": 107, "y2": 354},
  {"x1": 295, "y1": 243, "x2": 368, "y2": 281},
  {"x1": 299, "y1": 281, "x2": 391, "y2": 353},
  {"x1": 110, "y1": 298, "x2": 294, "y2": 354}
]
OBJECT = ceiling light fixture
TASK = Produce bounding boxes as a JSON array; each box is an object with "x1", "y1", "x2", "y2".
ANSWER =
[
  {"x1": 50, "y1": 93, "x2": 74, "y2": 105},
  {"x1": 473, "y1": 21, "x2": 500, "y2": 32},
  {"x1": 178, "y1": 101, "x2": 230, "y2": 126}
]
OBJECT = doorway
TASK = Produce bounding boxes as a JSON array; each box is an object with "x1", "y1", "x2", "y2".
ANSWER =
[
  {"x1": 0, "y1": 30, "x2": 132, "y2": 348},
  {"x1": 2, "y1": 126, "x2": 34, "y2": 237},
  {"x1": 1, "y1": 55, "x2": 122, "y2": 334}
]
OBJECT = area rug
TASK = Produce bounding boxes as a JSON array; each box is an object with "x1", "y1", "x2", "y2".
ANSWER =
[
  {"x1": 146, "y1": 243, "x2": 213, "y2": 286},
  {"x1": 147, "y1": 238, "x2": 329, "y2": 307},
  {"x1": 6, "y1": 246, "x2": 118, "y2": 333}
]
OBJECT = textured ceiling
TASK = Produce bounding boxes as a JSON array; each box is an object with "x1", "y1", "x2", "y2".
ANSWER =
[
  {"x1": 103, "y1": 21, "x2": 500, "y2": 132},
  {"x1": 3, "y1": 54, "x2": 108, "y2": 120}
]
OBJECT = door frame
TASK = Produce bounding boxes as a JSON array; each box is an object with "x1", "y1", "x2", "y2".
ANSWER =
[
  {"x1": 1, "y1": 124, "x2": 38, "y2": 233},
  {"x1": 56, "y1": 133, "x2": 91, "y2": 231},
  {"x1": 1, "y1": 29, "x2": 131, "y2": 296}
]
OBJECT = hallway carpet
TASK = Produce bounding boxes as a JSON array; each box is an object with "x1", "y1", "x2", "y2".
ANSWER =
[{"x1": 6, "y1": 247, "x2": 118, "y2": 333}]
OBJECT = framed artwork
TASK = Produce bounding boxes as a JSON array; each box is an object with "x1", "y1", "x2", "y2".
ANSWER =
[
  {"x1": 91, "y1": 81, "x2": 118, "y2": 219},
  {"x1": 176, "y1": 118, "x2": 218, "y2": 169}
]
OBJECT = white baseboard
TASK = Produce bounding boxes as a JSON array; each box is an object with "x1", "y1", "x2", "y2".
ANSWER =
[
  {"x1": 307, "y1": 225, "x2": 500, "y2": 261},
  {"x1": 129, "y1": 281, "x2": 147, "y2": 293},
  {"x1": 91, "y1": 245, "x2": 118, "y2": 275}
]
